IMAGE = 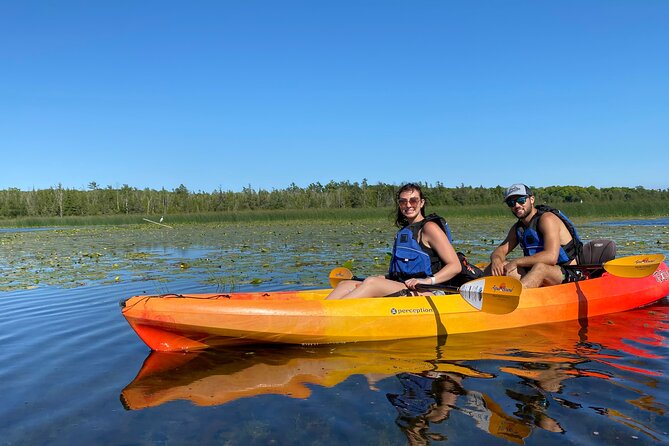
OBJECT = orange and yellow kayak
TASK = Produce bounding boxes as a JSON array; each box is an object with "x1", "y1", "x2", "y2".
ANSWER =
[{"x1": 121, "y1": 262, "x2": 669, "y2": 352}]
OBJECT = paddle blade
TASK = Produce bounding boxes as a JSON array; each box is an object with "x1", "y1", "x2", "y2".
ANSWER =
[
  {"x1": 603, "y1": 254, "x2": 665, "y2": 278},
  {"x1": 329, "y1": 267, "x2": 354, "y2": 288},
  {"x1": 459, "y1": 276, "x2": 522, "y2": 315}
]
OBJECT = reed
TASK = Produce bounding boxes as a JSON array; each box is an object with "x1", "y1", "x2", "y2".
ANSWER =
[
  {"x1": 1, "y1": 200, "x2": 667, "y2": 228},
  {"x1": 553, "y1": 200, "x2": 663, "y2": 217},
  {"x1": 0, "y1": 209, "x2": 392, "y2": 227}
]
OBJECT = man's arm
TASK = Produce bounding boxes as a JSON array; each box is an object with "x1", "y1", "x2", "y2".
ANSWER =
[{"x1": 490, "y1": 226, "x2": 518, "y2": 276}]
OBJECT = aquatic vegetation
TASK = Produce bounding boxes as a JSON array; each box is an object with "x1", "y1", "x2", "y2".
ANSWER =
[{"x1": 0, "y1": 217, "x2": 666, "y2": 292}]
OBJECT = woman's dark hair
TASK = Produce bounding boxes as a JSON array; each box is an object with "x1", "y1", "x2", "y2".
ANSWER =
[{"x1": 395, "y1": 183, "x2": 427, "y2": 227}]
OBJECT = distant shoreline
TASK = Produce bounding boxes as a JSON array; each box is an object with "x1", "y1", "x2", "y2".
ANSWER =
[
  {"x1": 2, "y1": 202, "x2": 668, "y2": 228},
  {"x1": 1, "y1": 183, "x2": 668, "y2": 225}
]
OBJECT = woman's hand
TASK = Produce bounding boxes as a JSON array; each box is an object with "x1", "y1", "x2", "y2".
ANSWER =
[{"x1": 404, "y1": 277, "x2": 432, "y2": 290}]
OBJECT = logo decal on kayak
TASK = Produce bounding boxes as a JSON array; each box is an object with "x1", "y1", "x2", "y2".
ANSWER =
[
  {"x1": 636, "y1": 257, "x2": 655, "y2": 264},
  {"x1": 653, "y1": 270, "x2": 669, "y2": 283},
  {"x1": 390, "y1": 307, "x2": 434, "y2": 315},
  {"x1": 492, "y1": 283, "x2": 514, "y2": 293}
]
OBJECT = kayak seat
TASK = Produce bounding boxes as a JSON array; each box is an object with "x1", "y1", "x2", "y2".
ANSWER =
[
  {"x1": 578, "y1": 239, "x2": 617, "y2": 278},
  {"x1": 579, "y1": 239, "x2": 617, "y2": 264}
]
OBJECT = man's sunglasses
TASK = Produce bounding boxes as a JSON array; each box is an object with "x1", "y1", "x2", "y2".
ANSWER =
[{"x1": 506, "y1": 196, "x2": 529, "y2": 207}]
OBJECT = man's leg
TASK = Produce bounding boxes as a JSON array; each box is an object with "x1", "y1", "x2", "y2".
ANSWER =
[{"x1": 520, "y1": 263, "x2": 563, "y2": 288}]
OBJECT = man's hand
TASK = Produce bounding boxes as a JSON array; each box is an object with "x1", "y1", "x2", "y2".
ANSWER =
[
  {"x1": 503, "y1": 260, "x2": 519, "y2": 275},
  {"x1": 490, "y1": 258, "x2": 507, "y2": 276}
]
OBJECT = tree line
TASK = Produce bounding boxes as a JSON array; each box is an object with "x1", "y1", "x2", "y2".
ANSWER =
[{"x1": 0, "y1": 181, "x2": 667, "y2": 218}]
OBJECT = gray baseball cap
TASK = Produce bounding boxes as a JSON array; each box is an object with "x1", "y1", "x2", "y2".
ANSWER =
[{"x1": 503, "y1": 183, "x2": 533, "y2": 200}]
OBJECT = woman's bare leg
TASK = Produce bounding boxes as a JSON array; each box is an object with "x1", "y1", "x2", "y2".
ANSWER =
[
  {"x1": 328, "y1": 275, "x2": 407, "y2": 299},
  {"x1": 326, "y1": 279, "x2": 361, "y2": 300}
]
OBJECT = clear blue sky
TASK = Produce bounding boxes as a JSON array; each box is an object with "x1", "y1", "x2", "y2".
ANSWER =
[{"x1": 2, "y1": 1, "x2": 668, "y2": 192}]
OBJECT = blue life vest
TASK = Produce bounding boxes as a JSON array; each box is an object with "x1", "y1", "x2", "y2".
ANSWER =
[
  {"x1": 388, "y1": 214, "x2": 452, "y2": 281},
  {"x1": 515, "y1": 205, "x2": 583, "y2": 265}
]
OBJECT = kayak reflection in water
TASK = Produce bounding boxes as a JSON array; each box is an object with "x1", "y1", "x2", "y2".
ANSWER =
[
  {"x1": 387, "y1": 371, "x2": 534, "y2": 444},
  {"x1": 327, "y1": 183, "x2": 481, "y2": 299},
  {"x1": 387, "y1": 368, "x2": 567, "y2": 445}
]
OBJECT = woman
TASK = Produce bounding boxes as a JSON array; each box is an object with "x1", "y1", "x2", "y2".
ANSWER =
[{"x1": 327, "y1": 183, "x2": 478, "y2": 299}]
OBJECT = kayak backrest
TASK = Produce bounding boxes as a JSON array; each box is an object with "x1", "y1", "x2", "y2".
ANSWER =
[{"x1": 579, "y1": 239, "x2": 617, "y2": 265}]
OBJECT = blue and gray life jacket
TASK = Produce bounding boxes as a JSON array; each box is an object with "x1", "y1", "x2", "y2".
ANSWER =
[
  {"x1": 515, "y1": 205, "x2": 583, "y2": 265},
  {"x1": 387, "y1": 214, "x2": 452, "y2": 281}
]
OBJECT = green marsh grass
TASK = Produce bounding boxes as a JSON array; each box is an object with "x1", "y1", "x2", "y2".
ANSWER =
[{"x1": 0, "y1": 200, "x2": 667, "y2": 228}]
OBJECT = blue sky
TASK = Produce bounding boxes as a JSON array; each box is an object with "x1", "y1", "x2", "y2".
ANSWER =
[{"x1": 2, "y1": 1, "x2": 668, "y2": 192}]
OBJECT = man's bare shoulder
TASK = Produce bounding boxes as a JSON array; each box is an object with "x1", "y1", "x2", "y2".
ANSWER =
[{"x1": 537, "y1": 210, "x2": 568, "y2": 232}]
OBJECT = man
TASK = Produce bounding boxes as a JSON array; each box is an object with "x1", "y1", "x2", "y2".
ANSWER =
[{"x1": 486, "y1": 184, "x2": 582, "y2": 288}]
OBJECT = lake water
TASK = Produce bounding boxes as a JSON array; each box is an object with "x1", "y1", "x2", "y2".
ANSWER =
[
  {"x1": 592, "y1": 217, "x2": 669, "y2": 227},
  {"x1": 0, "y1": 218, "x2": 668, "y2": 445}
]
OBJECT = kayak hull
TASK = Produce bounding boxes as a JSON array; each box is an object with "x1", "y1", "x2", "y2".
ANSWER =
[{"x1": 121, "y1": 263, "x2": 669, "y2": 351}]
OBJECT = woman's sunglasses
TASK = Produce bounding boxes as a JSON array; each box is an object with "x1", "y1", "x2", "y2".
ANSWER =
[
  {"x1": 505, "y1": 196, "x2": 529, "y2": 207},
  {"x1": 398, "y1": 197, "x2": 421, "y2": 207}
]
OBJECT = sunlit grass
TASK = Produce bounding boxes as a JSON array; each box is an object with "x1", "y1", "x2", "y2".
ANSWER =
[{"x1": 2, "y1": 200, "x2": 668, "y2": 228}]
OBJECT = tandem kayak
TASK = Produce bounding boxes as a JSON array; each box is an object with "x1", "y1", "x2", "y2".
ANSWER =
[{"x1": 120, "y1": 259, "x2": 669, "y2": 352}]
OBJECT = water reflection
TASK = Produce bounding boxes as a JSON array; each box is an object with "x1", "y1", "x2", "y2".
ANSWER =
[
  {"x1": 387, "y1": 371, "x2": 535, "y2": 444},
  {"x1": 121, "y1": 303, "x2": 667, "y2": 444}
]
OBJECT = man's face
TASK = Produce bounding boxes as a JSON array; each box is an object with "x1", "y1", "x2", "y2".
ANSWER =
[{"x1": 505, "y1": 195, "x2": 533, "y2": 219}]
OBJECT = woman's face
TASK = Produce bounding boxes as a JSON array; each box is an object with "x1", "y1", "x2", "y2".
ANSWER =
[{"x1": 398, "y1": 188, "x2": 424, "y2": 219}]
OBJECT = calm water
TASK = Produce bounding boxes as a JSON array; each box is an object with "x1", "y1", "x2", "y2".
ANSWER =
[
  {"x1": 593, "y1": 217, "x2": 669, "y2": 227},
  {"x1": 1, "y1": 218, "x2": 668, "y2": 445}
]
